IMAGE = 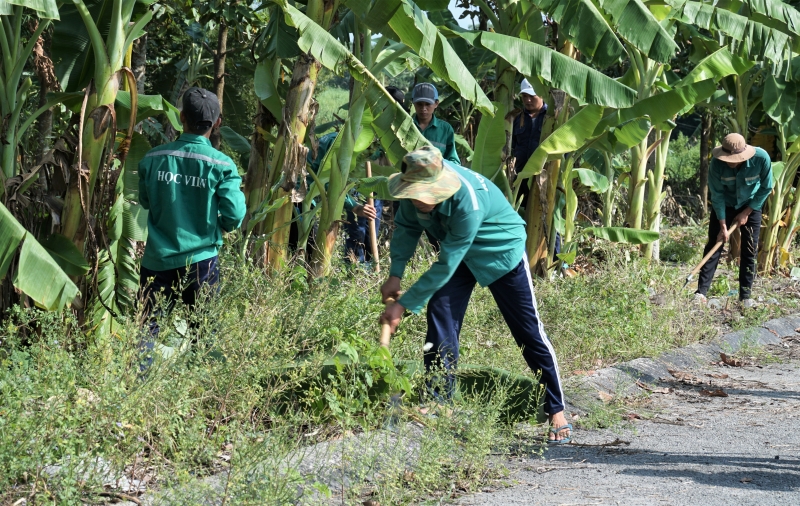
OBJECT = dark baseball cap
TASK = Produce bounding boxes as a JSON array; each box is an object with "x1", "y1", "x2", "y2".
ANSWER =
[
  {"x1": 182, "y1": 87, "x2": 220, "y2": 132},
  {"x1": 385, "y1": 85, "x2": 405, "y2": 105},
  {"x1": 412, "y1": 83, "x2": 438, "y2": 104}
]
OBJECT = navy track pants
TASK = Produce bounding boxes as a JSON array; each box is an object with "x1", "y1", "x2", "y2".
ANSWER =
[
  {"x1": 137, "y1": 256, "x2": 220, "y2": 369},
  {"x1": 424, "y1": 255, "x2": 565, "y2": 415}
]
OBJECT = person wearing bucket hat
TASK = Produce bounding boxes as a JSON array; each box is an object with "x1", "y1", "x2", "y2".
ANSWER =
[
  {"x1": 379, "y1": 145, "x2": 571, "y2": 443},
  {"x1": 695, "y1": 133, "x2": 773, "y2": 307}
]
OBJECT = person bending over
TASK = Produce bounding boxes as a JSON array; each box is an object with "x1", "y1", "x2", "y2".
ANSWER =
[{"x1": 379, "y1": 146, "x2": 571, "y2": 443}]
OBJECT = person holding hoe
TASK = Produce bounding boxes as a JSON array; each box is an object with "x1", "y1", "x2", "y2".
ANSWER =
[
  {"x1": 694, "y1": 133, "x2": 773, "y2": 308},
  {"x1": 379, "y1": 145, "x2": 571, "y2": 443}
]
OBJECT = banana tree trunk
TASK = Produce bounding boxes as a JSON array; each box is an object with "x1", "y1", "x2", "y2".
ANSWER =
[
  {"x1": 242, "y1": 103, "x2": 277, "y2": 263},
  {"x1": 61, "y1": 68, "x2": 120, "y2": 248},
  {"x1": 260, "y1": 53, "x2": 321, "y2": 269},
  {"x1": 602, "y1": 151, "x2": 614, "y2": 227},
  {"x1": 626, "y1": 138, "x2": 648, "y2": 229},
  {"x1": 643, "y1": 129, "x2": 672, "y2": 260},
  {"x1": 494, "y1": 56, "x2": 516, "y2": 201},
  {"x1": 210, "y1": 21, "x2": 228, "y2": 149},
  {"x1": 311, "y1": 92, "x2": 365, "y2": 278},
  {"x1": 758, "y1": 152, "x2": 800, "y2": 273}
]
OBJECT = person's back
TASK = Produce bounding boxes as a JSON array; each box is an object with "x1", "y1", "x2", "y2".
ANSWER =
[
  {"x1": 139, "y1": 134, "x2": 245, "y2": 270},
  {"x1": 137, "y1": 87, "x2": 245, "y2": 371}
]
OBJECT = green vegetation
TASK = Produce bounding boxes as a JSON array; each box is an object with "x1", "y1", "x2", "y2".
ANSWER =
[
  {"x1": 4, "y1": 0, "x2": 800, "y2": 502},
  {"x1": 8, "y1": 239, "x2": 797, "y2": 503}
]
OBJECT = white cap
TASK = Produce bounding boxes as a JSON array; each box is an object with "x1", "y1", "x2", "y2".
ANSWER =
[{"x1": 520, "y1": 78, "x2": 537, "y2": 96}]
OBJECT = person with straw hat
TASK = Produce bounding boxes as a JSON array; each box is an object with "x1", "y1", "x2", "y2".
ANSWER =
[
  {"x1": 379, "y1": 145, "x2": 571, "y2": 443},
  {"x1": 695, "y1": 133, "x2": 773, "y2": 308}
]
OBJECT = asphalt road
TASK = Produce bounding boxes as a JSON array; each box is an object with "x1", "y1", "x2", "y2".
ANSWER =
[{"x1": 458, "y1": 338, "x2": 800, "y2": 506}]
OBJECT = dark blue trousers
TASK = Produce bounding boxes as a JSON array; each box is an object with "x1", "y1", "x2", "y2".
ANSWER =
[
  {"x1": 138, "y1": 256, "x2": 220, "y2": 369},
  {"x1": 344, "y1": 200, "x2": 383, "y2": 264},
  {"x1": 425, "y1": 256, "x2": 565, "y2": 415}
]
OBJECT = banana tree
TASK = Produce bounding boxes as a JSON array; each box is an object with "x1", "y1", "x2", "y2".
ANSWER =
[
  {"x1": 279, "y1": 1, "x2": 435, "y2": 277},
  {"x1": 56, "y1": 0, "x2": 152, "y2": 250},
  {"x1": 757, "y1": 67, "x2": 800, "y2": 272},
  {"x1": 0, "y1": 4, "x2": 55, "y2": 187},
  {"x1": 243, "y1": 0, "x2": 341, "y2": 270}
]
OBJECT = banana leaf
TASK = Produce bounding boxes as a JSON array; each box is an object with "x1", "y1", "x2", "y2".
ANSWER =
[
  {"x1": 0, "y1": 202, "x2": 79, "y2": 311},
  {"x1": 585, "y1": 226, "x2": 659, "y2": 243}
]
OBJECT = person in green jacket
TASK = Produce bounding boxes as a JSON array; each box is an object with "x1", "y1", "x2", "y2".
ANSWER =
[
  {"x1": 411, "y1": 83, "x2": 460, "y2": 165},
  {"x1": 695, "y1": 133, "x2": 773, "y2": 307},
  {"x1": 379, "y1": 146, "x2": 571, "y2": 443},
  {"x1": 137, "y1": 87, "x2": 246, "y2": 367}
]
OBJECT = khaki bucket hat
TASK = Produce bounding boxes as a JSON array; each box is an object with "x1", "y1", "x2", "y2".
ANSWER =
[
  {"x1": 712, "y1": 133, "x2": 756, "y2": 163},
  {"x1": 388, "y1": 146, "x2": 461, "y2": 205}
]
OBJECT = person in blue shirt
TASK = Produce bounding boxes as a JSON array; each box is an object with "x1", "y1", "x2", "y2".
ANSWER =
[{"x1": 288, "y1": 131, "x2": 379, "y2": 263}]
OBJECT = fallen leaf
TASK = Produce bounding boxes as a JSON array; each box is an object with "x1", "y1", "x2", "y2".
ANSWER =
[
  {"x1": 598, "y1": 391, "x2": 614, "y2": 403},
  {"x1": 625, "y1": 412, "x2": 642, "y2": 420},
  {"x1": 667, "y1": 369, "x2": 703, "y2": 384},
  {"x1": 573, "y1": 369, "x2": 596, "y2": 376},
  {"x1": 740, "y1": 477, "x2": 752, "y2": 483},
  {"x1": 699, "y1": 388, "x2": 728, "y2": 397},
  {"x1": 705, "y1": 373, "x2": 729, "y2": 379},
  {"x1": 363, "y1": 501, "x2": 381, "y2": 506},
  {"x1": 720, "y1": 353, "x2": 743, "y2": 367},
  {"x1": 403, "y1": 470, "x2": 415, "y2": 483},
  {"x1": 636, "y1": 380, "x2": 673, "y2": 394},
  {"x1": 768, "y1": 328, "x2": 779, "y2": 337}
]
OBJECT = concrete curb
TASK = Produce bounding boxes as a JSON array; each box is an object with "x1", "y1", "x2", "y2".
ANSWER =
[{"x1": 564, "y1": 314, "x2": 800, "y2": 413}]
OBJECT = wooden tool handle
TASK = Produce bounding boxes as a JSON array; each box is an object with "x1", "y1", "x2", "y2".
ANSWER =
[
  {"x1": 366, "y1": 161, "x2": 381, "y2": 273},
  {"x1": 380, "y1": 297, "x2": 396, "y2": 348},
  {"x1": 690, "y1": 221, "x2": 740, "y2": 277}
]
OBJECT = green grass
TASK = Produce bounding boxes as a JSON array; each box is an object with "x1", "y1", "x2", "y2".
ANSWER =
[
  {"x1": 2, "y1": 232, "x2": 796, "y2": 504},
  {"x1": 315, "y1": 86, "x2": 349, "y2": 134}
]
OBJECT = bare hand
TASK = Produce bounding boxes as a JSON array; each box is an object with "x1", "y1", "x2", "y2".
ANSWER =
[
  {"x1": 379, "y1": 302, "x2": 405, "y2": 334},
  {"x1": 380, "y1": 276, "x2": 402, "y2": 303},
  {"x1": 733, "y1": 210, "x2": 750, "y2": 227},
  {"x1": 354, "y1": 204, "x2": 377, "y2": 220},
  {"x1": 717, "y1": 221, "x2": 730, "y2": 243}
]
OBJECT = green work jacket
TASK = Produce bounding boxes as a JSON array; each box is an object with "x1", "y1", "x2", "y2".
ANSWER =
[
  {"x1": 709, "y1": 147, "x2": 774, "y2": 220},
  {"x1": 414, "y1": 115, "x2": 460, "y2": 165},
  {"x1": 138, "y1": 134, "x2": 246, "y2": 271},
  {"x1": 389, "y1": 161, "x2": 526, "y2": 313}
]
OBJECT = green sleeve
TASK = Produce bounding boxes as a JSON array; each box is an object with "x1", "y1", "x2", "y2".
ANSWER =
[
  {"x1": 389, "y1": 202, "x2": 423, "y2": 280},
  {"x1": 217, "y1": 162, "x2": 246, "y2": 232},
  {"x1": 398, "y1": 205, "x2": 481, "y2": 313},
  {"x1": 344, "y1": 192, "x2": 359, "y2": 213},
  {"x1": 708, "y1": 159, "x2": 727, "y2": 220},
  {"x1": 749, "y1": 157, "x2": 774, "y2": 211},
  {"x1": 138, "y1": 160, "x2": 150, "y2": 210},
  {"x1": 443, "y1": 126, "x2": 460, "y2": 165}
]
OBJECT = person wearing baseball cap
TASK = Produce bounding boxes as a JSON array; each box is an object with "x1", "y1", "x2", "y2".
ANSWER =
[
  {"x1": 136, "y1": 87, "x2": 246, "y2": 370},
  {"x1": 695, "y1": 133, "x2": 773, "y2": 308},
  {"x1": 379, "y1": 146, "x2": 571, "y2": 443},
  {"x1": 411, "y1": 83, "x2": 460, "y2": 165},
  {"x1": 512, "y1": 78, "x2": 547, "y2": 210}
]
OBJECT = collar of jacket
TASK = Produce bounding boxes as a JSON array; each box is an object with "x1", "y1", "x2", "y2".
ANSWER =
[
  {"x1": 413, "y1": 114, "x2": 441, "y2": 130},
  {"x1": 526, "y1": 102, "x2": 548, "y2": 118},
  {"x1": 178, "y1": 133, "x2": 213, "y2": 146}
]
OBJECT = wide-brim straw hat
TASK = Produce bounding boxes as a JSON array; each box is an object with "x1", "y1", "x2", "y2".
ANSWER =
[
  {"x1": 388, "y1": 146, "x2": 461, "y2": 205},
  {"x1": 712, "y1": 133, "x2": 756, "y2": 163}
]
